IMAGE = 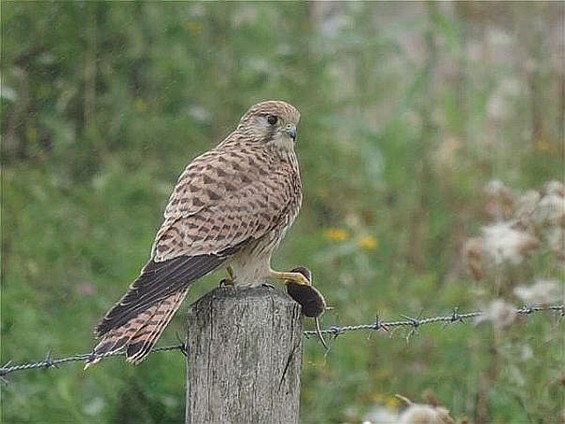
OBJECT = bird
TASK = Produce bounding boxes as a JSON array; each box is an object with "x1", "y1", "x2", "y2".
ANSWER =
[{"x1": 86, "y1": 100, "x2": 309, "y2": 367}]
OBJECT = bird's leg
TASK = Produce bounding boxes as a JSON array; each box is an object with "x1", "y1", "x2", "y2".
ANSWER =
[
  {"x1": 220, "y1": 266, "x2": 236, "y2": 287},
  {"x1": 227, "y1": 265, "x2": 235, "y2": 281},
  {"x1": 269, "y1": 269, "x2": 311, "y2": 286}
]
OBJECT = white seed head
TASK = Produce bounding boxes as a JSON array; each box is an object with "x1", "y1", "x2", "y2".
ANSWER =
[
  {"x1": 475, "y1": 299, "x2": 517, "y2": 330},
  {"x1": 514, "y1": 279, "x2": 564, "y2": 305},
  {"x1": 398, "y1": 404, "x2": 454, "y2": 424},
  {"x1": 481, "y1": 222, "x2": 539, "y2": 265}
]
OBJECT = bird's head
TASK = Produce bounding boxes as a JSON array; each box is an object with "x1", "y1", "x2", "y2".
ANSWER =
[{"x1": 237, "y1": 101, "x2": 300, "y2": 151}]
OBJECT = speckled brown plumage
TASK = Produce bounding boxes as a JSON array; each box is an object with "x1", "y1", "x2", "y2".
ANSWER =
[{"x1": 86, "y1": 101, "x2": 303, "y2": 366}]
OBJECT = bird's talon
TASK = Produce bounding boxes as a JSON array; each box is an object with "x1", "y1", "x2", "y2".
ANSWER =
[
  {"x1": 299, "y1": 275, "x2": 311, "y2": 286},
  {"x1": 219, "y1": 278, "x2": 235, "y2": 287}
]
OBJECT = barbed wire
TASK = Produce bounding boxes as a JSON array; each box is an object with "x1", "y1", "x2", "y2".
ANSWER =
[
  {"x1": 303, "y1": 304, "x2": 563, "y2": 338},
  {"x1": 1, "y1": 304, "x2": 562, "y2": 381},
  {"x1": 0, "y1": 344, "x2": 186, "y2": 382}
]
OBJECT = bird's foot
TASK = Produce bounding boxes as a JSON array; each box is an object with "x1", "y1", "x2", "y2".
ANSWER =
[
  {"x1": 219, "y1": 278, "x2": 235, "y2": 287},
  {"x1": 220, "y1": 266, "x2": 236, "y2": 287},
  {"x1": 269, "y1": 269, "x2": 311, "y2": 286}
]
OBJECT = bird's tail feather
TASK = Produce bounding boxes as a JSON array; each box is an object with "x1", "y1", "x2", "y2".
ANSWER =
[
  {"x1": 85, "y1": 289, "x2": 189, "y2": 368},
  {"x1": 126, "y1": 289, "x2": 188, "y2": 364}
]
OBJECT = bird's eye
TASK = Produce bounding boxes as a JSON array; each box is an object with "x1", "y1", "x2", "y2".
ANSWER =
[{"x1": 267, "y1": 115, "x2": 278, "y2": 125}]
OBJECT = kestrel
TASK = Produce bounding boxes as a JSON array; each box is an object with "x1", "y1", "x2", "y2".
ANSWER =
[{"x1": 86, "y1": 100, "x2": 309, "y2": 366}]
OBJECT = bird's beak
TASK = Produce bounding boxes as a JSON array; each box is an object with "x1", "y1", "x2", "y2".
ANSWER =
[{"x1": 286, "y1": 124, "x2": 297, "y2": 141}]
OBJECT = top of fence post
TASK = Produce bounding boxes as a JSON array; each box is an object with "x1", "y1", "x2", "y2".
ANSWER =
[{"x1": 185, "y1": 285, "x2": 304, "y2": 424}]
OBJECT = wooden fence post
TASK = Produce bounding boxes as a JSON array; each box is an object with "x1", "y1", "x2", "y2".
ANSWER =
[{"x1": 185, "y1": 286, "x2": 304, "y2": 424}]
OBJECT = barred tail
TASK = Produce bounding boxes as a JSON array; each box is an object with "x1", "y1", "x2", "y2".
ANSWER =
[{"x1": 85, "y1": 289, "x2": 188, "y2": 368}]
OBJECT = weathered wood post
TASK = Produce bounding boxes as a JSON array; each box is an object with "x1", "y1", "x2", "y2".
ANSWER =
[{"x1": 185, "y1": 286, "x2": 304, "y2": 424}]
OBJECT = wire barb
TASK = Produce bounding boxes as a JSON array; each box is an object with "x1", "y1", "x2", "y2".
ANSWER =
[
  {"x1": 450, "y1": 308, "x2": 462, "y2": 323},
  {"x1": 372, "y1": 315, "x2": 387, "y2": 332},
  {"x1": 174, "y1": 333, "x2": 189, "y2": 357}
]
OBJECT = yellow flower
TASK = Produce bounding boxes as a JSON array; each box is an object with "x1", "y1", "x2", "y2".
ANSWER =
[
  {"x1": 534, "y1": 139, "x2": 554, "y2": 153},
  {"x1": 324, "y1": 228, "x2": 349, "y2": 242},
  {"x1": 185, "y1": 21, "x2": 202, "y2": 35},
  {"x1": 358, "y1": 235, "x2": 378, "y2": 251},
  {"x1": 26, "y1": 126, "x2": 38, "y2": 143},
  {"x1": 134, "y1": 98, "x2": 148, "y2": 113}
]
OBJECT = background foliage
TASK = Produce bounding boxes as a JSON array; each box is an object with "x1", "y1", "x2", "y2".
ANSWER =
[{"x1": 2, "y1": 2, "x2": 563, "y2": 423}]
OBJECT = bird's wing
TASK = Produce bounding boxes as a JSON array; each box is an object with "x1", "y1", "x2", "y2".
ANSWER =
[
  {"x1": 95, "y1": 143, "x2": 300, "y2": 336},
  {"x1": 153, "y1": 140, "x2": 302, "y2": 259},
  {"x1": 95, "y1": 252, "x2": 235, "y2": 336}
]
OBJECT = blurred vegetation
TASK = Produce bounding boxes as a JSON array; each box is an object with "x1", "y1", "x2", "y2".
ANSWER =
[{"x1": 2, "y1": 2, "x2": 563, "y2": 423}]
